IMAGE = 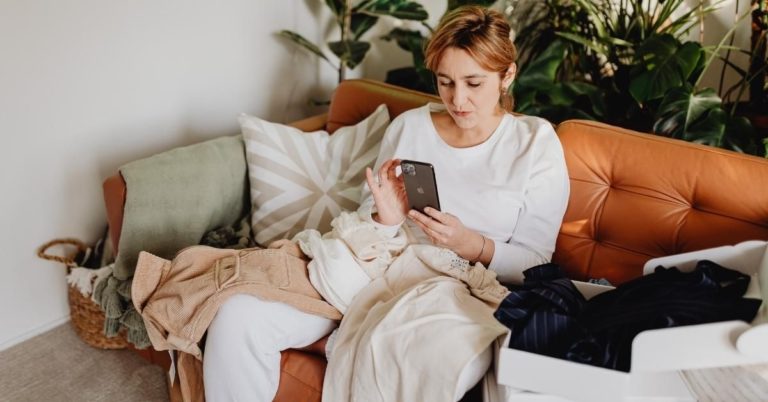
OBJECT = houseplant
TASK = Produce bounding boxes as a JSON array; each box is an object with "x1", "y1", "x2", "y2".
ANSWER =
[
  {"x1": 746, "y1": 0, "x2": 767, "y2": 150},
  {"x1": 508, "y1": 0, "x2": 764, "y2": 156},
  {"x1": 749, "y1": 0, "x2": 767, "y2": 111},
  {"x1": 381, "y1": 0, "x2": 498, "y2": 93},
  {"x1": 279, "y1": 0, "x2": 429, "y2": 84}
]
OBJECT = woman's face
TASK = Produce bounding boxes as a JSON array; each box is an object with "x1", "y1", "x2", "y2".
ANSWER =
[{"x1": 435, "y1": 47, "x2": 509, "y2": 130}]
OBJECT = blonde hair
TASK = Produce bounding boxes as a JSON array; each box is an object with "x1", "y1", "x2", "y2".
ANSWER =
[{"x1": 424, "y1": 6, "x2": 517, "y2": 111}]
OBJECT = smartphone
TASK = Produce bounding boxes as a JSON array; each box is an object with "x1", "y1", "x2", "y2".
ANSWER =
[{"x1": 400, "y1": 160, "x2": 441, "y2": 213}]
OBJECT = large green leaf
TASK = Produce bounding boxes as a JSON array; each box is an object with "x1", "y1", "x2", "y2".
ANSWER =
[
  {"x1": 764, "y1": 138, "x2": 768, "y2": 158},
  {"x1": 722, "y1": 115, "x2": 758, "y2": 154},
  {"x1": 562, "y1": 81, "x2": 606, "y2": 117},
  {"x1": 654, "y1": 87, "x2": 725, "y2": 143},
  {"x1": 278, "y1": 30, "x2": 332, "y2": 65},
  {"x1": 513, "y1": 82, "x2": 541, "y2": 112},
  {"x1": 515, "y1": 40, "x2": 567, "y2": 88},
  {"x1": 554, "y1": 32, "x2": 607, "y2": 56},
  {"x1": 629, "y1": 35, "x2": 702, "y2": 103},
  {"x1": 351, "y1": 13, "x2": 379, "y2": 40},
  {"x1": 361, "y1": 0, "x2": 428, "y2": 21},
  {"x1": 381, "y1": 27, "x2": 425, "y2": 53},
  {"x1": 328, "y1": 40, "x2": 371, "y2": 69},
  {"x1": 686, "y1": 108, "x2": 727, "y2": 145},
  {"x1": 325, "y1": 0, "x2": 347, "y2": 18}
]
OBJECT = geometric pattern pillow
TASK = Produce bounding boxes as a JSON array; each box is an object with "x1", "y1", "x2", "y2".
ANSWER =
[{"x1": 240, "y1": 104, "x2": 390, "y2": 246}]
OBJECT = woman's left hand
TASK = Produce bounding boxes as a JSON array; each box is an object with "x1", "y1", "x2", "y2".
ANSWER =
[{"x1": 407, "y1": 207, "x2": 484, "y2": 261}]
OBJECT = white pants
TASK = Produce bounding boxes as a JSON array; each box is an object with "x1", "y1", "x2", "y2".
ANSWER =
[
  {"x1": 203, "y1": 294, "x2": 491, "y2": 402},
  {"x1": 203, "y1": 294, "x2": 337, "y2": 402}
]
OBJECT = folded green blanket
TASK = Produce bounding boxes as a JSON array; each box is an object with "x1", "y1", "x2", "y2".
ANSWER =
[{"x1": 95, "y1": 135, "x2": 249, "y2": 347}]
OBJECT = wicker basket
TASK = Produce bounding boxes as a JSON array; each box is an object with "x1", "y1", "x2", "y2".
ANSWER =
[{"x1": 37, "y1": 238, "x2": 129, "y2": 349}]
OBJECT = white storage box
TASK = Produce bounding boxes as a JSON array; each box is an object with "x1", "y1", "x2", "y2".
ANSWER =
[{"x1": 495, "y1": 240, "x2": 768, "y2": 402}]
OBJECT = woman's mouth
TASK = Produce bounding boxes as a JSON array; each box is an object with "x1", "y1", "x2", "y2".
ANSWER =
[{"x1": 453, "y1": 111, "x2": 472, "y2": 118}]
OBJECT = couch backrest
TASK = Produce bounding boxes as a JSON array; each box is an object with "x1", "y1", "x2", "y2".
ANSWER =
[
  {"x1": 555, "y1": 119, "x2": 768, "y2": 284},
  {"x1": 332, "y1": 80, "x2": 768, "y2": 285},
  {"x1": 326, "y1": 79, "x2": 440, "y2": 133}
]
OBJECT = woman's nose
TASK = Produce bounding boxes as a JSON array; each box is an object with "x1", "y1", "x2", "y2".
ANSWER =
[{"x1": 452, "y1": 86, "x2": 467, "y2": 107}]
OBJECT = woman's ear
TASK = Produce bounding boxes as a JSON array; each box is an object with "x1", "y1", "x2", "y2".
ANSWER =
[{"x1": 502, "y1": 63, "x2": 517, "y2": 91}]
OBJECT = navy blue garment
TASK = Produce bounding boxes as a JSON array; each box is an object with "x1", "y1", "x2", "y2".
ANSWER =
[
  {"x1": 494, "y1": 260, "x2": 762, "y2": 372},
  {"x1": 568, "y1": 260, "x2": 761, "y2": 371},
  {"x1": 494, "y1": 263, "x2": 588, "y2": 359}
]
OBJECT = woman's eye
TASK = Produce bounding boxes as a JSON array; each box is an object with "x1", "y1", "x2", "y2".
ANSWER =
[
  {"x1": 438, "y1": 81, "x2": 453, "y2": 87},
  {"x1": 467, "y1": 82, "x2": 482, "y2": 88}
]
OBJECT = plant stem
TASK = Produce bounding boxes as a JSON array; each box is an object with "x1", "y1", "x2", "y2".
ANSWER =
[
  {"x1": 750, "y1": 0, "x2": 768, "y2": 107},
  {"x1": 338, "y1": 0, "x2": 352, "y2": 83},
  {"x1": 718, "y1": 0, "x2": 739, "y2": 98},
  {"x1": 695, "y1": 8, "x2": 753, "y2": 89}
]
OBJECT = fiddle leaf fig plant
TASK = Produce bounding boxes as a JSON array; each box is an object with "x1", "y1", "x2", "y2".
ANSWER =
[
  {"x1": 381, "y1": 0, "x2": 498, "y2": 93},
  {"x1": 279, "y1": 0, "x2": 428, "y2": 83}
]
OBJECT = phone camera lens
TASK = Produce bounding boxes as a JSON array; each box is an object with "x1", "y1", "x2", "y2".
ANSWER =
[{"x1": 402, "y1": 163, "x2": 416, "y2": 176}]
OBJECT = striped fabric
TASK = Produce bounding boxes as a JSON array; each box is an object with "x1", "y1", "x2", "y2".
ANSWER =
[
  {"x1": 240, "y1": 104, "x2": 390, "y2": 246},
  {"x1": 495, "y1": 262, "x2": 762, "y2": 372}
]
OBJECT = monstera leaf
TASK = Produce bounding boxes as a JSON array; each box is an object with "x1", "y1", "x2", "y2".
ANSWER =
[
  {"x1": 654, "y1": 87, "x2": 726, "y2": 144},
  {"x1": 513, "y1": 40, "x2": 604, "y2": 122},
  {"x1": 629, "y1": 35, "x2": 702, "y2": 103},
  {"x1": 722, "y1": 115, "x2": 759, "y2": 154},
  {"x1": 515, "y1": 40, "x2": 568, "y2": 88}
]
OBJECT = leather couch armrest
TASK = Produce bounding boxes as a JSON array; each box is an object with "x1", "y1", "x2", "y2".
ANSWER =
[
  {"x1": 288, "y1": 113, "x2": 328, "y2": 132},
  {"x1": 103, "y1": 172, "x2": 126, "y2": 253}
]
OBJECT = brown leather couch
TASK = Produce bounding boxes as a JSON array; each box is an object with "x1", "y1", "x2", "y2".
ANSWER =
[{"x1": 103, "y1": 79, "x2": 768, "y2": 401}]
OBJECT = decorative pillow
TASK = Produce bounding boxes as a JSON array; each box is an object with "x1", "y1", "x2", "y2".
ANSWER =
[{"x1": 241, "y1": 104, "x2": 390, "y2": 246}]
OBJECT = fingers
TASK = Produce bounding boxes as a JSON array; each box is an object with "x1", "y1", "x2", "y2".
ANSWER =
[
  {"x1": 422, "y1": 207, "x2": 450, "y2": 224},
  {"x1": 365, "y1": 167, "x2": 379, "y2": 193},
  {"x1": 377, "y1": 159, "x2": 400, "y2": 182},
  {"x1": 408, "y1": 209, "x2": 449, "y2": 244},
  {"x1": 386, "y1": 159, "x2": 401, "y2": 180}
]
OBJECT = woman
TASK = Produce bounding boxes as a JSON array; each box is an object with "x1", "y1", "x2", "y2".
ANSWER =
[
  {"x1": 326, "y1": 6, "x2": 570, "y2": 400},
  {"x1": 204, "y1": 5, "x2": 569, "y2": 401},
  {"x1": 363, "y1": 6, "x2": 568, "y2": 284}
]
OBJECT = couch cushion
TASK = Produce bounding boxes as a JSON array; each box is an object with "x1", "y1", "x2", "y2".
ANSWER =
[
  {"x1": 241, "y1": 104, "x2": 390, "y2": 246},
  {"x1": 554, "y1": 120, "x2": 768, "y2": 284}
]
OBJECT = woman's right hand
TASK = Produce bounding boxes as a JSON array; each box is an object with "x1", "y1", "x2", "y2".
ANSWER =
[{"x1": 365, "y1": 159, "x2": 408, "y2": 226}]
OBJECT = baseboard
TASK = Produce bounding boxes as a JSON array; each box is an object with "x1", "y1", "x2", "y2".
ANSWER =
[{"x1": 0, "y1": 315, "x2": 70, "y2": 352}]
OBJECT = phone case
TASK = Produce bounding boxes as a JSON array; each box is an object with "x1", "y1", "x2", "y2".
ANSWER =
[{"x1": 400, "y1": 160, "x2": 441, "y2": 213}]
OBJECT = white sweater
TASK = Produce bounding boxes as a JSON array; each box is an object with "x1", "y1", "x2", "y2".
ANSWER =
[{"x1": 359, "y1": 103, "x2": 570, "y2": 283}]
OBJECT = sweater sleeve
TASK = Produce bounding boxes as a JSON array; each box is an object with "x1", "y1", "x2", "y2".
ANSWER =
[{"x1": 488, "y1": 122, "x2": 570, "y2": 284}]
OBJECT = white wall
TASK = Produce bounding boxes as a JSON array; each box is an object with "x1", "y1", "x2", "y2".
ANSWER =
[
  {"x1": 693, "y1": 0, "x2": 754, "y2": 101},
  {"x1": 0, "y1": 0, "x2": 338, "y2": 350},
  {"x1": 0, "y1": 0, "x2": 446, "y2": 351}
]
